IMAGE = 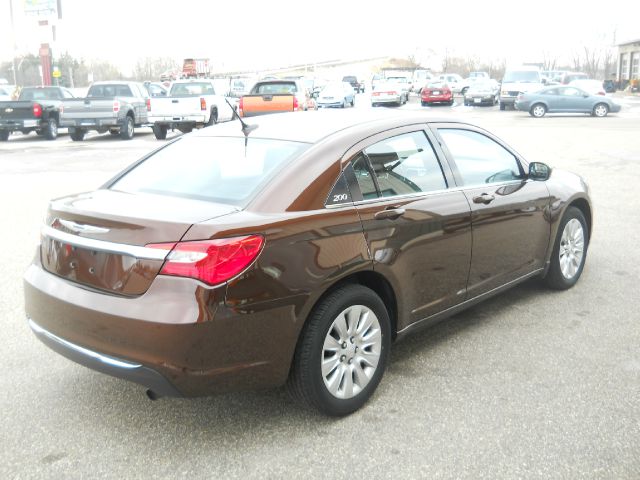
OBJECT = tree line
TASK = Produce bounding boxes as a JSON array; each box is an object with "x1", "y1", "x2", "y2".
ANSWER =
[{"x1": 0, "y1": 52, "x2": 178, "y2": 87}]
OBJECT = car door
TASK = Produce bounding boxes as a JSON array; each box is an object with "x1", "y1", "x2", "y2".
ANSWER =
[
  {"x1": 540, "y1": 88, "x2": 560, "y2": 112},
  {"x1": 343, "y1": 126, "x2": 472, "y2": 329},
  {"x1": 432, "y1": 125, "x2": 551, "y2": 297},
  {"x1": 557, "y1": 86, "x2": 590, "y2": 113}
]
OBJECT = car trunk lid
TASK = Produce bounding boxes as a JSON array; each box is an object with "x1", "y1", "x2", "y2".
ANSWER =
[{"x1": 40, "y1": 189, "x2": 238, "y2": 296}]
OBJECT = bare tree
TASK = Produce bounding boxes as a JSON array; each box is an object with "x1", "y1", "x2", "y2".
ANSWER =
[{"x1": 133, "y1": 57, "x2": 179, "y2": 81}]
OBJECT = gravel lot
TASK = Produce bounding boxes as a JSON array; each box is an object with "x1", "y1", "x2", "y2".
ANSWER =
[{"x1": 1, "y1": 95, "x2": 639, "y2": 479}]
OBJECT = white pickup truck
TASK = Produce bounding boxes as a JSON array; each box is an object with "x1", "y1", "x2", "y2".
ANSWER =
[{"x1": 147, "y1": 80, "x2": 236, "y2": 139}]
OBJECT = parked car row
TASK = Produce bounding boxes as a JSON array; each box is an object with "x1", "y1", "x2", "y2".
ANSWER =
[{"x1": 0, "y1": 80, "x2": 237, "y2": 142}]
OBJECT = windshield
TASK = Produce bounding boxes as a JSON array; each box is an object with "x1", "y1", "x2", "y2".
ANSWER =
[
  {"x1": 111, "y1": 137, "x2": 310, "y2": 207},
  {"x1": 254, "y1": 82, "x2": 297, "y2": 94},
  {"x1": 503, "y1": 71, "x2": 541, "y2": 83}
]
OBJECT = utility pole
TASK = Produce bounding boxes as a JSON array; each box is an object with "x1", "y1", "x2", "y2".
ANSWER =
[{"x1": 9, "y1": 0, "x2": 18, "y2": 84}]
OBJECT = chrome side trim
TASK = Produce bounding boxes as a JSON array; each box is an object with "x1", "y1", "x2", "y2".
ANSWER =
[
  {"x1": 41, "y1": 225, "x2": 170, "y2": 261},
  {"x1": 28, "y1": 319, "x2": 141, "y2": 370}
]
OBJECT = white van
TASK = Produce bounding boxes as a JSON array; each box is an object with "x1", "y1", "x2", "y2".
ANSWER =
[{"x1": 499, "y1": 67, "x2": 544, "y2": 110}]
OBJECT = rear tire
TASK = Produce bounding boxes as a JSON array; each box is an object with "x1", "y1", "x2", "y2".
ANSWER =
[
  {"x1": 499, "y1": 102, "x2": 506, "y2": 111},
  {"x1": 421, "y1": 101, "x2": 427, "y2": 107},
  {"x1": 152, "y1": 124, "x2": 168, "y2": 140},
  {"x1": 0, "y1": 130, "x2": 9, "y2": 141},
  {"x1": 69, "y1": 128, "x2": 85, "y2": 141},
  {"x1": 206, "y1": 108, "x2": 218, "y2": 126},
  {"x1": 44, "y1": 117, "x2": 58, "y2": 140},
  {"x1": 120, "y1": 115, "x2": 134, "y2": 140},
  {"x1": 288, "y1": 284, "x2": 391, "y2": 416},
  {"x1": 530, "y1": 103, "x2": 547, "y2": 118},
  {"x1": 543, "y1": 207, "x2": 589, "y2": 290}
]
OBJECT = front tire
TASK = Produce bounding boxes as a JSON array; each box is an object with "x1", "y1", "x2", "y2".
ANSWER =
[
  {"x1": 543, "y1": 206, "x2": 589, "y2": 290},
  {"x1": 288, "y1": 284, "x2": 391, "y2": 416},
  {"x1": 593, "y1": 103, "x2": 609, "y2": 117}
]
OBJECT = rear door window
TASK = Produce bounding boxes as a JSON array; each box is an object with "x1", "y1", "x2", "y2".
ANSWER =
[{"x1": 352, "y1": 131, "x2": 448, "y2": 199}]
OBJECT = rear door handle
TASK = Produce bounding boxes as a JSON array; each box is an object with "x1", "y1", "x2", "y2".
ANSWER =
[
  {"x1": 374, "y1": 207, "x2": 406, "y2": 220},
  {"x1": 472, "y1": 193, "x2": 495, "y2": 205}
]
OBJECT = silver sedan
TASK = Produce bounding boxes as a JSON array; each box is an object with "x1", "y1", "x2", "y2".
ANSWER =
[{"x1": 515, "y1": 86, "x2": 621, "y2": 117}]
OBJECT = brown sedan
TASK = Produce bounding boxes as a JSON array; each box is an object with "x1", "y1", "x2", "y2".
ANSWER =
[{"x1": 24, "y1": 111, "x2": 592, "y2": 416}]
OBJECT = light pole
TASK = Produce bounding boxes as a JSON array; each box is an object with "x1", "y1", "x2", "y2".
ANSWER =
[{"x1": 9, "y1": 0, "x2": 18, "y2": 85}]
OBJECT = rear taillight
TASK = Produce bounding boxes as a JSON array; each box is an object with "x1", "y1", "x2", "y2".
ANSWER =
[
  {"x1": 200, "y1": 97, "x2": 206, "y2": 111},
  {"x1": 372, "y1": 92, "x2": 380, "y2": 96},
  {"x1": 293, "y1": 96, "x2": 299, "y2": 111},
  {"x1": 238, "y1": 97, "x2": 244, "y2": 117},
  {"x1": 113, "y1": 101, "x2": 120, "y2": 113},
  {"x1": 147, "y1": 235, "x2": 264, "y2": 286},
  {"x1": 146, "y1": 98, "x2": 151, "y2": 111},
  {"x1": 33, "y1": 103, "x2": 42, "y2": 118},
  {"x1": 597, "y1": 91, "x2": 605, "y2": 96}
]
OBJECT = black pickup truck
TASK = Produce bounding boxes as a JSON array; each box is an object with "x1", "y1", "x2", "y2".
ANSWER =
[{"x1": 0, "y1": 86, "x2": 75, "y2": 141}]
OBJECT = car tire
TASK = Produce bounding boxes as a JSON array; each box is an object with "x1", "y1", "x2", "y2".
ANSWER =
[
  {"x1": 152, "y1": 124, "x2": 168, "y2": 140},
  {"x1": 421, "y1": 101, "x2": 426, "y2": 107},
  {"x1": 530, "y1": 103, "x2": 547, "y2": 118},
  {"x1": 371, "y1": 103, "x2": 377, "y2": 107},
  {"x1": 461, "y1": 87, "x2": 468, "y2": 95},
  {"x1": 288, "y1": 284, "x2": 391, "y2": 416},
  {"x1": 120, "y1": 115, "x2": 134, "y2": 140},
  {"x1": 543, "y1": 206, "x2": 589, "y2": 290},
  {"x1": 341, "y1": 99, "x2": 346, "y2": 108},
  {"x1": 0, "y1": 130, "x2": 9, "y2": 141},
  {"x1": 499, "y1": 102, "x2": 506, "y2": 111},
  {"x1": 593, "y1": 103, "x2": 609, "y2": 117},
  {"x1": 44, "y1": 117, "x2": 58, "y2": 140},
  {"x1": 206, "y1": 108, "x2": 218, "y2": 126},
  {"x1": 350, "y1": 97, "x2": 355, "y2": 107},
  {"x1": 69, "y1": 128, "x2": 85, "y2": 141},
  {"x1": 464, "y1": 100, "x2": 469, "y2": 106}
]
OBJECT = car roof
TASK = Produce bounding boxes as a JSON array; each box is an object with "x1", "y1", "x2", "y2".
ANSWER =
[{"x1": 195, "y1": 110, "x2": 465, "y2": 144}]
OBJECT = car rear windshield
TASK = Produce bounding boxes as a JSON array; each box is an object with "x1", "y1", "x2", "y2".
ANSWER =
[
  {"x1": 88, "y1": 84, "x2": 133, "y2": 97},
  {"x1": 170, "y1": 82, "x2": 215, "y2": 96},
  {"x1": 18, "y1": 88, "x2": 62, "y2": 100},
  {"x1": 503, "y1": 71, "x2": 541, "y2": 83},
  {"x1": 110, "y1": 136, "x2": 310, "y2": 207},
  {"x1": 252, "y1": 82, "x2": 297, "y2": 94}
]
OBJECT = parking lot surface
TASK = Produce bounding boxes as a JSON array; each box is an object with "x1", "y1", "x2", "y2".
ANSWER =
[{"x1": 1, "y1": 95, "x2": 639, "y2": 479}]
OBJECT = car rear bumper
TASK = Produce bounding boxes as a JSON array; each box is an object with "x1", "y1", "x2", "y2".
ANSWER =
[
  {"x1": 60, "y1": 117, "x2": 121, "y2": 128},
  {"x1": 28, "y1": 318, "x2": 182, "y2": 397},
  {"x1": 0, "y1": 118, "x2": 44, "y2": 130},
  {"x1": 24, "y1": 260, "x2": 298, "y2": 397},
  {"x1": 148, "y1": 115, "x2": 206, "y2": 125},
  {"x1": 499, "y1": 97, "x2": 516, "y2": 106},
  {"x1": 371, "y1": 96, "x2": 401, "y2": 104},
  {"x1": 422, "y1": 94, "x2": 452, "y2": 103}
]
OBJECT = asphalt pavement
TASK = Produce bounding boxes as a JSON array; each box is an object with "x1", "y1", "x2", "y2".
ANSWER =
[{"x1": 1, "y1": 94, "x2": 639, "y2": 479}]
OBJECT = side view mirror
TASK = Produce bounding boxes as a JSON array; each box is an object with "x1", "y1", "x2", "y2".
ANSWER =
[{"x1": 529, "y1": 162, "x2": 551, "y2": 181}]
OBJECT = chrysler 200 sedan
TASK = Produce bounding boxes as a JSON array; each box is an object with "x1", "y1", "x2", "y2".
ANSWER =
[{"x1": 24, "y1": 111, "x2": 592, "y2": 416}]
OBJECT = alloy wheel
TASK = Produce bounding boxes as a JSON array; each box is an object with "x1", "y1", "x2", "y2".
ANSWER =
[
  {"x1": 321, "y1": 305, "x2": 382, "y2": 399},
  {"x1": 559, "y1": 218, "x2": 585, "y2": 279}
]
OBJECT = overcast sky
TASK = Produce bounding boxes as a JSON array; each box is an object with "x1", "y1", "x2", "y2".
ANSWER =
[{"x1": 1, "y1": 0, "x2": 638, "y2": 74}]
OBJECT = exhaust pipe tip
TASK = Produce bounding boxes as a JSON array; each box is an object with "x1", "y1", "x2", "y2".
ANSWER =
[{"x1": 146, "y1": 389, "x2": 161, "y2": 401}]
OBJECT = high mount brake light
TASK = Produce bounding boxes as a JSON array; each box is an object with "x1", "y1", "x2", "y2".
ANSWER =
[{"x1": 147, "y1": 235, "x2": 264, "y2": 286}]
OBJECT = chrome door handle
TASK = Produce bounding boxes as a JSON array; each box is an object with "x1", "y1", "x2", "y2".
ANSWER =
[
  {"x1": 374, "y1": 208, "x2": 406, "y2": 220},
  {"x1": 472, "y1": 193, "x2": 495, "y2": 204}
]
